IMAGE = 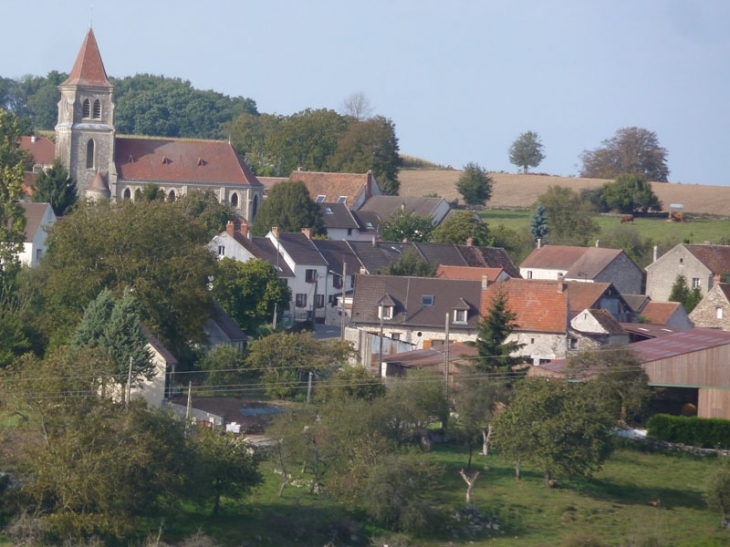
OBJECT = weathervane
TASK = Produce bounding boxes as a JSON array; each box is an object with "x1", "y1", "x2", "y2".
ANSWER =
[{"x1": 90, "y1": 3, "x2": 94, "y2": 28}]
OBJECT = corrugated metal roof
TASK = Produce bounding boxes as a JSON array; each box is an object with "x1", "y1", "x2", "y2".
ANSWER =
[{"x1": 631, "y1": 328, "x2": 730, "y2": 362}]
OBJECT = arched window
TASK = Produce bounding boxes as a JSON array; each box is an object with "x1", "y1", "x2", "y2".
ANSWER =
[
  {"x1": 82, "y1": 99, "x2": 90, "y2": 118},
  {"x1": 230, "y1": 193, "x2": 239, "y2": 208},
  {"x1": 86, "y1": 139, "x2": 95, "y2": 169},
  {"x1": 123, "y1": 188, "x2": 131, "y2": 200},
  {"x1": 252, "y1": 194, "x2": 259, "y2": 220},
  {"x1": 93, "y1": 99, "x2": 101, "y2": 119},
  {"x1": 168, "y1": 190, "x2": 176, "y2": 202}
]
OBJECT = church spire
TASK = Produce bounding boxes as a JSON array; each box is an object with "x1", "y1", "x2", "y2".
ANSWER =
[{"x1": 61, "y1": 28, "x2": 111, "y2": 87}]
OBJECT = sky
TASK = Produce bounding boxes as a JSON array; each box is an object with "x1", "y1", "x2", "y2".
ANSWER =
[{"x1": 5, "y1": 1, "x2": 730, "y2": 185}]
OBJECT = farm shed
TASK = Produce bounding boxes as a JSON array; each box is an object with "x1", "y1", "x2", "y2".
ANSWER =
[{"x1": 632, "y1": 328, "x2": 730, "y2": 419}]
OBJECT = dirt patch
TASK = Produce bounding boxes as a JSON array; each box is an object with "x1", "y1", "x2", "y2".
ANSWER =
[{"x1": 399, "y1": 170, "x2": 730, "y2": 216}]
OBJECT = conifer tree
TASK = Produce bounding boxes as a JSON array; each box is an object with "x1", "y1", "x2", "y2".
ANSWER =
[
  {"x1": 529, "y1": 203, "x2": 549, "y2": 241},
  {"x1": 32, "y1": 158, "x2": 77, "y2": 216},
  {"x1": 476, "y1": 286, "x2": 524, "y2": 373}
]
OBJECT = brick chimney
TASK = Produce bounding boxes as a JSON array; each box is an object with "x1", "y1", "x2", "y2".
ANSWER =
[
  {"x1": 226, "y1": 221, "x2": 235, "y2": 236},
  {"x1": 557, "y1": 274, "x2": 564, "y2": 293},
  {"x1": 272, "y1": 227, "x2": 279, "y2": 238},
  {"x1": 481, "y1": 274, "x2": 489, "y2": 290},
  {"x1": 240, "y1": 221, "x2": 249, "y2": 238},
  {"x1": 301, "y1": 227, "x2": 312, "y2": 240},
  {"x1": 714, "y1": 273, "x2": 722, "y2": 285},
  {"x1": 466, "y1": 237, "x2": 474, "y2": 247}
]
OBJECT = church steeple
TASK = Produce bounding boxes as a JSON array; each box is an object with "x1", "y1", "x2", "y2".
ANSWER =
[{"x1": 61, "y1": 29, "x2": 112, "y2": 88}]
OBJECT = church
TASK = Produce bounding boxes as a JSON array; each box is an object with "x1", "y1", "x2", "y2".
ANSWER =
[{"x1": 54, "y1": 29, "x2": 263, "y2": 222}]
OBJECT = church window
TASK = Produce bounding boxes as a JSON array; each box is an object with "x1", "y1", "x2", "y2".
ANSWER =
[
  {"x1": 252, "y1": 194, "x2": 259, "y2": 219},
  {"x1": 93, "y1": 99, "x2": 101, "y2": 119},
  {"x1": 168, "y1": 190, "x2": 176, "y2": 202},
  {"x1": 82, "y1": 99, "x2": 91, "y2": 118},
  {"x1": 86, "y1": 139, "x2": 95, "y2": 169},
  {"x1": 230, "y1": 193, "x2": 239, "y2": 208},
  {"x1": 123, "y1": 188, "x2": 131, "y2": 200}
]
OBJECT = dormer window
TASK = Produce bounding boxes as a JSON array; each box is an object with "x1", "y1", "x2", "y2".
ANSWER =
[
  {"x1": 379, "y1": 305, "x2": 393, "y2": 320},
  {"x1": 421, "y1": 295, "x2": 434, "y2": 306},
  {"x1": 453, "y1": 309, "x2": 468, "y2": 324},
  {"x1": 452, "y1": 298, "x2": 470, "y2": 324},
  {"x1": 337, "y1": 196, "x2": 347, "y2": 204},
  {"x1": 316, "y1": 195, "x2": 326, "y2": 203}
]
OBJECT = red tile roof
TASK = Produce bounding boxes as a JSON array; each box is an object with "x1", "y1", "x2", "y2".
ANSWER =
[
  {"x1": 19, "y1": 136, "x2": 55, "y2": 165},
  {"x1": 115, "y1": 137, "x2": 261, "y2": 186},
  {"x1": 640, "y1": 302, "x2": 683, "y2": 325},
  {"x1": 61, "y1": 29, "x2": 111, "y2": 87},
  {"x1": 481, "y1": 279, "x2": 568, "y2": 334},
  {"x1": 684, "y1": 244, "x2": 730, "y2": 274},
  {"x1": 287, "y1": 171, "x2": 373, "y2": 208},
  {"x1": 436, "y1": 265, "x2": 504, "y2": 282},
  {"x1": 565, "y1": 282, "x2": 611, "y2": 312}
]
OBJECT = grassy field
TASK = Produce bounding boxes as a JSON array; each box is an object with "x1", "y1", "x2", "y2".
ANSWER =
[
  {"x1": 165, "y1": 443, "x2": 727, "y2": 547},
  {"x1": 481, "y1": 208, "x2": 730, "y2": 246}
]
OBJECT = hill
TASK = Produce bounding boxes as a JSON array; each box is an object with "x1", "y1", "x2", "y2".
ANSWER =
[{"x1": 399, "y1": 170, "x2": 730, "y2": 216}]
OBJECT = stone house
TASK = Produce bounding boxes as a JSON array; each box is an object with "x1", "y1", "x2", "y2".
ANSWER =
[
  {"x1": 18, "y1": 202, "x2": 56, "y2": 267},
  {"x1": 520, "y1": 244, "x2": 643, "y2": 296},
  {"x1": 639, "y1": 301, "x2": 693, "y2": 329},
  {"x1": 646, "y1": 243, "x2": 730, "y2": 302},
  {"x1": 689, "y1": 282, "x2": 730, "y2": 330}
]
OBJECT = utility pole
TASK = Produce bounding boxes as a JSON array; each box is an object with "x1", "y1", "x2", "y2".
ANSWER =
[
  {"x1": 444, "y1": 312, "x2": 450, "y2": 401},
  {"x1": 306, "y1": 371, "x2": 313, "y2": 403},
  {"x1": 125, "y1": 356, "x2": 133, "y2": 410},
  {"x1": 340, "y1": 259, "x2": 347, "y2": 340},
  {"x1": 378, "y1": 315, "x2": 384, "y2": 376}
]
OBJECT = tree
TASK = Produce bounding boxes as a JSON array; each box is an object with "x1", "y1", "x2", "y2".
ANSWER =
[
  {"x1": 31, "y1": 158, "x2": 77, "y2": 216},
  {"x1": 135, "y1": 183, "x2": 165, "y2": 202},
  {"x1": 537, "y1": 185, "x2": 600, "y2": 245},
  {"x1": 38, "y1": 199, "x2": 216, "y2": 361},
  {"x1": 246, "y1": 332, "x2": 353, "y2": 399},
  {"x1": 328, "y1": 116, "x2": 401, "y2": 195},
  {"x1": 529, "y1": 203, "x2": 549, "y2": 241},
  {"x1": 567, "y1": 347, "x2": 651, "y2": 424},
  {"x1": 379, "y1": 209, "x2": 434, "y2": 243},
  {"x1": 668, "y1": 274, "x2": 702, "y2": 313},
  {"x1": 227, "y1": 112, "x2": 283, "y2": 175},
  {"x1": 0, "y1": 108, "x2": 29, "y2": 291},
  {"x1": 432, "y1": 211, "x2": 493, "y2": 247},
  {"x1": 251, "y1": 180, "x2": 324, "y2": 237},
  {"x1": 456, "y1": 162, "x2": 492, "y2": 206},
  {"x1": 599, "y1": 174, "x2": 662, "y2": 214},
  {"x1": 73, "y1": 288, "x2": 154, "y2": 389},
  {"x1": 493, "y1": 378, "x2": 614, "y2": 484},
  {"x1": 379, "y1": 247, "x2": 436, "y2": 277},
  {"x1": 198, "y1": 344, "x2": 249, "y2": 395},
  {"x1": 580, "y1": 127, "x2": 669, "y2": 182},
  {"x1": 176, "y1": 190, "x2": 237, "y2": 238},
  {"x1": 452, "y1": 376, "x2": 508, "y2": 460},
  {"x1": 314, "y1": 365, "x2": 386, "y2": 403},
  {"x1": 705, "y1": 459, "x2": 730, "y2": 530},
  {"x1": 212, "y1": 258, "x2": 291, "y2": 333},
  {"x1": 476, "y1": 286, "x2": 524, "y2": 373},
  {"x1": 509, "y1": 131, "x2": 545, "y2": 174},
  {"x1": 341, "y1": 92, "x2": 374, "y2": 121}
]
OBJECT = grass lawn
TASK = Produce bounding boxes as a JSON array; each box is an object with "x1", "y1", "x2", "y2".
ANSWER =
[
  {"x1": 481, "y1": 208, "x2": 730, "y2": 245},
  {"x1": 170, "y1": 443, "x2": 728, "y2": 547}
]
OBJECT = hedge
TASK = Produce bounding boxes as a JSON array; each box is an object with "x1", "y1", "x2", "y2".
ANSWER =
[{"x1": 646, "y1": 413, "x2": 730, "y2": 448}]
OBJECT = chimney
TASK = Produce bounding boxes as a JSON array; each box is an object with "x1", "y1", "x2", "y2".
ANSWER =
[
  {"x1": 714, "y1": 273, "x2": 722, "y2": 285},
  {"x1": 360, "y1": 267, "x2": 367, "y2": 274},
  {"x1": 272, "y1": 227, "x2": 280, "y2": 238},
  {"x1": 226, "y1": 221, "x2": 235, "y2": 236},
  {"x1": 537, "y1": 238, "x2": 542, "y2": 249},
  {"x1": 481, "y1": 275, "x2": 489, "y2": 290},
  {"x1": 301, "y1": 227, "x2": 312, "y2": 240},
  {"x1": 372, "y1": 236, "x2": 377, "y2": 247},
  {"x1": 653, "y1": 245, "x2": 658, "y2": 263},
  {"x1": 466, "y1": 237, "x2": 474, "y2": 247},
  {"x1": 240, "y1": 221, "x2": 249, "y2": 239},
  {"x1": 595, "y1": 239, "x2": 600, "y2": 248},
  {"x1": 30, "y1": 135, "x2": 37, "y2": 143},
  {"x1": 557, "y1": 274, "x2": 564, "y2": 293}
]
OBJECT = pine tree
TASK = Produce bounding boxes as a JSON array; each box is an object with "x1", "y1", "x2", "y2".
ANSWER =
[
  {"x1": 668, "y1": 274, "x2": 699, "y2": 313},
  {"x1": 476, "y1": 286, "x2": 524, "y2": 373},
  {"x1": 32, "y1": 158, "x2": 77, "y2": 216},
  {"x1": 529, "y1": 203, "x2": 549, "y2": 241}
]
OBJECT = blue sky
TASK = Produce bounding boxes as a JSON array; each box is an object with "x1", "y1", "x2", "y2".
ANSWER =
[{"x1": 6, "y1": 1, "x2": 730, "y2": 185}]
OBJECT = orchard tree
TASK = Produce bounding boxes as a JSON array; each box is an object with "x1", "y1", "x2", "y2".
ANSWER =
[
  {"x1": 212, "y1": 258, "x2": 291, "y2": 333},
  {"x1": 432, "y1": 211, "x2": 493, "y2": 247},
  {"x1": 600, "y1": 174, "x2": 662, "y2": 214},
  {"x1": 456, "y1": 162, "x2": 492, "y2": 206},
  {"x1": 580, "y1": 127, "x2": 669, "y2": 182},
  {"x1": 251, "y1": 180, "x2": 324, "y2": 236},
  {"x1": 529, "y1": 203, "x2": 549, "y2": 241},
  {"x1": 379, "y1": 208, "x2": 434, "y2": 242},
  {"x1": 379, "y1": 248, "x2": 435, "y2": 277},
  {"x1": 477, "y1": 286, "x2": 524, "y2": 373},
  {"x1": 31, "y1": 158, "x2": 77, "y2": 216},
  {"x1": 509, "y1": 131, "x2": 545, "y2": 174}
]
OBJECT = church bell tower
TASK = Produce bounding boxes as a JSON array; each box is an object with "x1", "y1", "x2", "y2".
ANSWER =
[{"x1": 55, "y1": 28, "x2": 115, "y2": 199}]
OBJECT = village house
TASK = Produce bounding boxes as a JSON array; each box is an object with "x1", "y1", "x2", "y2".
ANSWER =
[
  {"x1": 520, "y1": 244, "x2": 643, "y2": 296},
  {"x1": 646, "y1": 243, "x2": 730, "y2": 301},
  {"x1": 689, "y1": 282, "x2": 730, "y2": 330},
  {"x1": 18, "y1": 202, "x2": 56, "y2": 267}
]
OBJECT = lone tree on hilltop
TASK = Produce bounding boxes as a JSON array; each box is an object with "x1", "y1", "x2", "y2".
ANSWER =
[
  {"x1": 509, "y1": 131, "x2": 545, "y2": 174},
  {"x1": 456, "y1": 162, "x2": 492, "y2": 207},
  {"x1": 580, "y1": 127, "x2": 669, "y2": 182}
]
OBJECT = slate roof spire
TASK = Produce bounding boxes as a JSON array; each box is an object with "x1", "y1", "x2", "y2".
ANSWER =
[{"x1": 61, "y1": 28, "x2": 112, "y2": 87}]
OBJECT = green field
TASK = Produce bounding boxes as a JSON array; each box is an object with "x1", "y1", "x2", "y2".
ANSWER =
[
  {"x1": 163, "y1": 443, "x2": 727, "y2": 547},
  {"x1": 481, "y1": 209, "x2": 730, "y2": 246}
]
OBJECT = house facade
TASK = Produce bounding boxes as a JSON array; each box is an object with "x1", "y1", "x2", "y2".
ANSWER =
[
  {"x1": 19, "y1": 202, "x2": 56, "y2": 267},
  {"x1": 689, "y1": 283, "x2": 730, "y2": 330},
  {"x1": 646, "y1": 244, "x2": 730, "y2": 302}
]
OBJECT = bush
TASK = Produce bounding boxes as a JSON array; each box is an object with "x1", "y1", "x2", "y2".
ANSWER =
[{"x1": 646, "y1": 414, "x2": 730, "y2": 448}]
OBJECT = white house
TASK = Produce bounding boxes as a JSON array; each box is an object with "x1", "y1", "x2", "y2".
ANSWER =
[{"x1": 19, "y1": 202, "x2": 56, "y2": 267}]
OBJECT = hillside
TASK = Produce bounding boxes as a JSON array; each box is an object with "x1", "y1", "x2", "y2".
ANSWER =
[{"x1": 399, "y1": 170, "x2": 730, "y2": 216}]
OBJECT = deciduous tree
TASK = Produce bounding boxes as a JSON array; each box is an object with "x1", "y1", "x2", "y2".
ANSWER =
[
  {"x1": 379, "y1": 247, "x2": 436, "y2": 277},
  {"x1": 31, "y1": 158, "x2": 77, "y2": 216},
  {"x1": 379, "y1": 209, "x2": 434, "y2": 243},
  {"x1": 705, "y1": 459, "x2": 730, "y2": 530},
  {"x1": 537, "y1": 185, "x2": 600, "y2": 245},
  {"x1": 251, "y1": 180, "x2": 324, "y2": 237},
  {"x1": 432, "y1": 211, "x2": 493, "y2": 247},
  {"x1": 600, "y1": 174, "x2": 662, "y2": 214},
  {"x1": 580, "y1": 127, "x2": 669, "y2": 182},
  {"x1": 340, "y1": 92, "x2": 374, "y2": 121},
  {"x1": 176, "y1": 190, "x2": 237, "y2": 238},
  {"x1": 509, "y1": 131, "x2": 545, "y2": 174},
  {"x1": 456, "y1": 162, "x2": 492, "y2": 206}
]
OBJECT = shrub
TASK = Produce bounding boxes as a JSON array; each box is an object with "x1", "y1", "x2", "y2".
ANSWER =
[{"x1": 646, "y1": 414, "x2": 730, "y2": 447}]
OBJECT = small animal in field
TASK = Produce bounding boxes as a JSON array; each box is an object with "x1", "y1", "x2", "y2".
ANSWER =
[
  {"x1": 668, "y1": 212, "x2": 686, "y2": 222},
  {"x1": 547, "y1": 479, "x2": 559, "y2": 489},
  {"x1": 648, "y1": 499, "x2": 661, "y2": 508},
  {"x1": 621, "y1": 214, "x2": 634, "y2": 223}
]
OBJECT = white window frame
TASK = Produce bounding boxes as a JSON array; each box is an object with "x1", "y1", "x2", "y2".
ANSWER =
[
  {"x1": 453, "y1": 309, "x2": 467, "y2": 324},
  {"x1": 692, "y1": 277, "x2": 701, "y2": 289},
  {"x1": 379, "y1": 305, "x2": 393, "y2": 320}
]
